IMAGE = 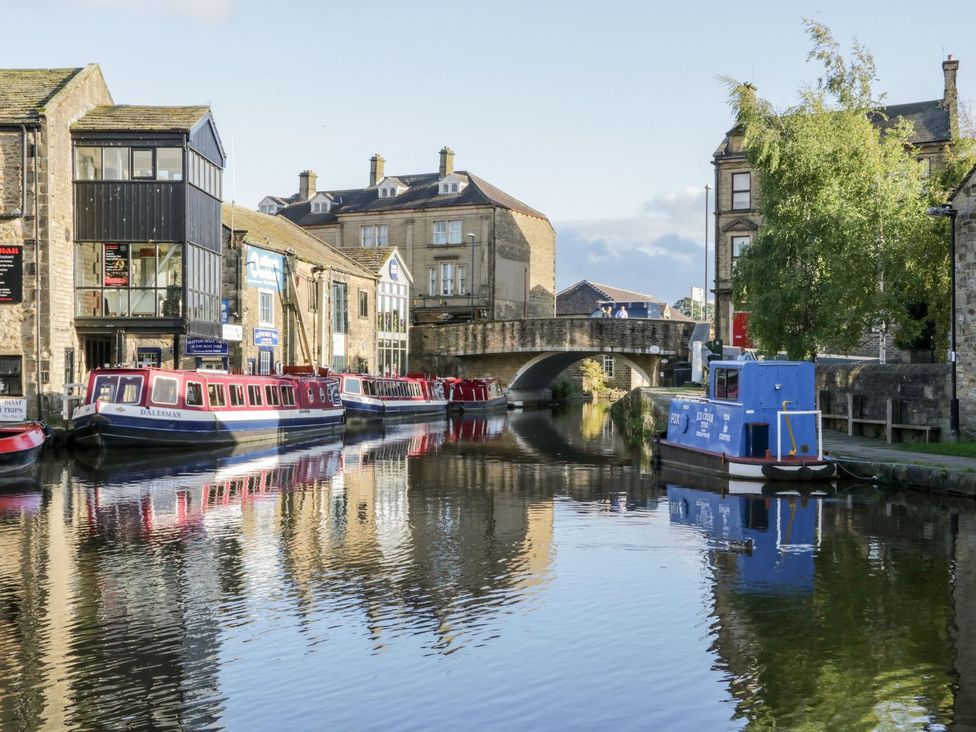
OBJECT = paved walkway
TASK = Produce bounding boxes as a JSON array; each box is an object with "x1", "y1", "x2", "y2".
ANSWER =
[{"x1": 822, "y1": 431, "x2": 976, "y2": 472}]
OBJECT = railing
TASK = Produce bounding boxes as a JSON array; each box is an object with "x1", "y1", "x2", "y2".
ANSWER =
[
  {"x1": 62, "y1": 383, "x2": 86, "y2": 421},
  {"x1": 776, "y1": 409, "x2": 823, "y2": 461}
]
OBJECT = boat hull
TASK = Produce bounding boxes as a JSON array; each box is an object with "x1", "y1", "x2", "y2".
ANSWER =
[
  {"x1": 654, "y1": 437, "x2": 836, "y2": 482},
  {"x1": 0, "y1": 423, "x2": 47, "y2": 475},
  {"x1": 450, "y1": 395, "x2": 509, "y2": 412},
  {"x1": 342, "y1": 394, "x2": 448, "y2": 419},
  {"x1": 71, "y1": 403, "x2": 345, "y2": 449}
]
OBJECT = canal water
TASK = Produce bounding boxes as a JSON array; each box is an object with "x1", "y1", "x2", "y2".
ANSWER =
[{"x1": 0, "y1": 403, "x2": 973, "y2": 730}]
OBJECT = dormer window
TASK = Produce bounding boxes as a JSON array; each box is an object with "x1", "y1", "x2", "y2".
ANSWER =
[
  {"x1": 260, "y1": 203, "x2": 278, "y2": 215},
  {"x1": 438, "y1": 174, "x2": 465, "y2": 195},
  {"x1": 379, "y1": 185, "x2": 398, "y2": 198},
  {"x1": 377, "y1": 177, "x2": 404, "y2": 199},
  {"x1": 310, "y1": 193, "x2": 332, "y2": 214}
]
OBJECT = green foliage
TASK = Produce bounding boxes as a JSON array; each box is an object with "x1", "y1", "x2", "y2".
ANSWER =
[
  {"x1": 672, "y1": 296, "x2": 714, "y2": 321},
  {"x1": 550, "y1": 379, "x2": 574, "y2": 400},
  {"x1": 579, "y1": 358, "x2": 609, "y2": 394},
  {"x1": 724, "y1": 20, "x2": 973, "y2": 359}
]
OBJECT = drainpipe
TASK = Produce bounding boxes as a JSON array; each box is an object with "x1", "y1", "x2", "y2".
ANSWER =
[
  {"x1": 20, "y1": 126, "x2": 28, "y2": 217},
  {"x1": 32, "y1": 128, "x2": 42, "y2": 420}
]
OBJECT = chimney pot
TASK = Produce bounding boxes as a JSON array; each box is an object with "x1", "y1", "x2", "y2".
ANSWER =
[
  {"x1": 369, "y1": 153, "x2": 385, "y2": 187},
  {"x1": 943, "y1": 56, "x2": 959, "y2": 138},
  {"x1": 439, "y1": 146, "x2": 455, "y2": 177}
]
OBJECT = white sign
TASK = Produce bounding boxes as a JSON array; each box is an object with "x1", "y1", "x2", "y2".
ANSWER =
[
  {"x1": 222, "y1": 324, "x2": 243, "y2": 342},
  {"x1": 0, "y1": 398, "x2": 27, "y2": 421},
  {"x1": 691, "y1": 286, "x2": 705, "y2": 305}
]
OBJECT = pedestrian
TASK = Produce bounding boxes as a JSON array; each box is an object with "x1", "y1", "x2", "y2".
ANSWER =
[
  {"x1": 603, "y1": 305, "x2": 612, "y2": 318},
  {"x1": 615, "y1": 304, "x2": 628, "y2": 319}
]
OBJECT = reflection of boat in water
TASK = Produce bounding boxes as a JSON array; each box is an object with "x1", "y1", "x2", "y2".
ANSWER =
[
  {"x1": 667, "y1": 482, "x2": 826, "y2": 594},
  {"x1": 447, "y1": 413, "x2": 507, "y2": 442},
  {"x1": 0, "y1": 478, "x2": 43, "y2": 515},
  {"x1": 656, "y1": 463, "x2": 835, "y2": 497},
  {"x1": 655, "y1": 360, "x2": 835, "y2": 481}
]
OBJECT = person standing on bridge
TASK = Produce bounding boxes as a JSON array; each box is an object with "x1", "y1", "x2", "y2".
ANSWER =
[{"x1": 615, "y1": 304, "x2": 628, "y2": 319}]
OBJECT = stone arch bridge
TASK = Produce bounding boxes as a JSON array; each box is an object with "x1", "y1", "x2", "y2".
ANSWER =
[{"x1": 410, "y1": 318, "x2": 695, "y2": 403}]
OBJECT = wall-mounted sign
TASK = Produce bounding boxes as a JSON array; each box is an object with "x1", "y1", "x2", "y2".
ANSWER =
[
  {"x1": 0, "y1": 398, "x2": 27, "y2": 421},
  {"x1": 245, "y1": 246, "x2": 285, "y2": 291},
  {"x1": 222, "y1": 324, "x2": 243, "y2": 342},
  {"x1": 0, "y1": 247, "x2": 23, "y2": 304},
  {"x1": 220, "y1": 298, "x2": 230, "y2": 324},
  {"x1": 104, "y1": 243, "x2": 130, "y2": 286},
  {"x1": 389, "y1": 258, "x2": 399, "y2": 281},
  {"x1": 184, "y1": 338, "x2": 229, "y2": 356},
  {"x1": 253, "y1": 327, "x2": 279, "y2": 347}
]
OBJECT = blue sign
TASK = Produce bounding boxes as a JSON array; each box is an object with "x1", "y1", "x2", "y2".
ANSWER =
[
  {"x1": 253, "y1": 328, "x2": 279, "y2": 347},
  {"x1": 184, "y1": 338, "x2": 228, "y2": 356},
  {"x1": 220, "y1": 298, "x2": 230, "y2": 324},
  {"x1": 389, "y1": 258, "x2": 399, "y2": 281},
  {"x1": 246, "y1": 246, "x2": 285, "y2": 291}
]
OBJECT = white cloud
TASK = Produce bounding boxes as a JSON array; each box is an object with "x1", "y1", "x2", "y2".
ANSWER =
[{"x1": 78, "y1": 0, "x2": 233, "y2": 24}]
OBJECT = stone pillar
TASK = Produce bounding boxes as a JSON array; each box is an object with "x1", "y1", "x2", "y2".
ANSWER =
[
  {"x1": 369, "y1": 154, "x2": 384, "y2": 187},
  {"x1": 439, "y1": 147, "x2": 454, "y2": 177},
  {"x1": 944, "y1": 55, "x2": 960, "y2": 139},
  {"x1": 298, "y1": 170, "x2": 316, "y2": 200}
]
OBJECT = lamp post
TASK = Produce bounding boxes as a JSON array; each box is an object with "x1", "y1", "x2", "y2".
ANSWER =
[
  {"x1": 928, "y1": 203, "x2": 959, "y2": 440},
  {"x1": 467, "y1": 232, "x2": 477, "y2": 320}
]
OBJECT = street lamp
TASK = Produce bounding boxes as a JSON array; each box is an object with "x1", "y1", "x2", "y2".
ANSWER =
[
  {"x1": 928, "y1": 203, "x2": 959, "y2": 440},
  {"x1": 704, "y1": 184, "x2": 711, "y2": 323},
  {"x1": 467, "y1": 233, "x2": 477, "y2": 319}
]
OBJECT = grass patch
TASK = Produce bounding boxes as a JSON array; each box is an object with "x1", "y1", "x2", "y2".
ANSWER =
[{"x1": 896, "y1": 441, "x2": 976, "y2": 458}]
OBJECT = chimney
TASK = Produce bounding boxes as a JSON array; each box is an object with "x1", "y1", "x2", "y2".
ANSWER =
[
  {"x1": 943, "y1": 55, "x2": 960, "y2": 139},
  {"x1": 299, "y1": 170, "x2": 317, "y2": 201},
  {"x1": 369, "y1": 153, "x2": 385, "y2": 187},
  {"x1": 439, "y1": 146, "x2": 455, "y2": 177}
]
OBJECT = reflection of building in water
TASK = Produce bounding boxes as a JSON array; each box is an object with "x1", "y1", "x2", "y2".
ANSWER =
[
  {"x1": 671, "y1": 484, "x2": 960, "y2": 729},
  {"x1": 954, "y1": 512, "x2": 976, "y2": 727}
]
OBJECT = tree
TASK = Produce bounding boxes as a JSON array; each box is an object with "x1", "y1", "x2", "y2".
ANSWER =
[
  {"x1": 725, "y1": 20, "x2": 971, "y2": 360},
  {"x1": 673, "y1": 297, "x2": 714, "y2": 322}
]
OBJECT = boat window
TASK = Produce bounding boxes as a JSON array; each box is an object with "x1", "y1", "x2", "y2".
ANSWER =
[
  {"x1": 714, "y1": 368, "x2": 740, "y2": 401},
  {"x1": 307, "y1": 387, "x2": 316, "y2": 403},
  {"x1": 208, "y1": 383, "x2": 226, "y2": 407},
  {"x1": 318, "y1": 387, "x2": 326, "y2": 402},
  {"x1": 186, "y1": 381, "x2": 204, "y2": 407},
  {"x1": 345, "y1": 378, "x2": 361, "y2": 395},
  {"x1": 265, "y1": 384, "x2": 281, "y2": 406},
  {"x1": 281, "y1": 385, "x2": 295, "y2": 406},
  {"x1": 152, "y1": 376, "x2": 179, "y2": 405},
  {"x1": 118, "y1": 376, "x2": 143, "y2": 404},
  {"x1": 248, "y1": 384, "x2": 262, "y2": 406},
  {"x1": 229, "y1": 384, "x2": 245, "y2": 407}
]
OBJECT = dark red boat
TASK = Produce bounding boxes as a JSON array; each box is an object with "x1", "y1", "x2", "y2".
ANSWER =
[
  {"x1": 439, "y1": 377, "x2": 508, "y2": 411},
  {"x1": 0, "y1": 423, "x2": 47, "y2": 474}
]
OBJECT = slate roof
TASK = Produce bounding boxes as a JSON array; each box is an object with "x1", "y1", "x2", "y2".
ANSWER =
[
  {"x1": 342, "y1": 247, "x2": 397, "y2": 273},
  {"x1": 222, "y1": 203, "x2": 374, "y2": 278},
  {"x1": 557, "y1": 280, "x2": 665, "y2": 305},
  {"x1": 72, "y1": 105, "x2": 211, "y2": 132},
  {"x1": 557, "y1": 280, "x2": 692, "y2": 321},
  {"x1": 0, "y1": 67, "x2": 84, "y2": 123},
  {"x1": 871, "y1": 100, "x2": 952, "y2": 144},
  {"x1": 273, "y1": 170, "x2": 547, "y2": 225}
]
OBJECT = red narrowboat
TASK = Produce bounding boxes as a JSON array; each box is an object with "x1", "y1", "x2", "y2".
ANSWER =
[{"x1": 440, "y1": 377, "x2": 508, "y2": 411}]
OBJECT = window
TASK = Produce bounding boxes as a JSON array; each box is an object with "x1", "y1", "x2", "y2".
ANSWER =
[
  {"x1": 344, "y1": 378, "x2": 361, "y2": 395},
  {"x1": 603, "y1": 355, "x2": 614, "y2": 378},
  {"x1": 208, "y1": 383, "x2": 226, "y2": 407},
  {"x1": 918, "y1": 157, "x2": 931, "y2": 178},
  {"x1": 229, "y1": 384, "x2": 245, "y2": 407},
  {"x1": 151, "y1": 375, "x2": 178, "y2": 405},
  {"x1": 74, "y1": 147, "x2": 101, "y2": 180},
  {"x1": 311, "y1": 200, "x2": 330, "y2": 213},
  {"x1": 248, "y1": 384, "x2": 263, "y2": 405},
  {"x1": 156, "y1": 148, "x2": 183, "y2": 181},
  {"x1": 102, "y1": 147, "x2": 130, "y2": 181},
  {"x1": 428, "y1": 267, "x2": 436, "y2": 296},
  {"x1": 258, "y1": 350, "x2": 272, "y2": 376},
  {"x1": 259, "y1": 291, "x2": 274, "y2": 325},
  {"x1": 260, "y1": 203, "x2": 278, "y2": 215},
  {"x1": 440, "y1": 262, "x2": 455, "y2": 295},
  {"x1": 359, "y1": 289, "x2": 369, "y2": 318},
  {"x1": 433, "y1": 219, "x2": 463, "y2": 245},
  {"x1": 185, "y1": 381, "x2": 204, "y2": 406},
  {"x1": 731, "y1": 236, "x2": 751, "y2": 261},
  {"x1": 714, "y1": 368, "x2": 740, "y2": 401},
  {"x1": 136, "y1": 347, "x2": 161, "y2": 367},
  {"x1": 732, "y1": 172, "x2": 751, "y2": 210},
  {"x1": 458, "y1": 264, "x2": 467, "y2": 295},
  {"x1": 265, "y1": 384, "x2": 281, "y2": 406},
  {"x1": 132, "y1": 149, "x2": 154, "y2": 179},
  {"x1": 281, "y1": 385, "x2": 295, "y2": 406},
  {"x1": 308, "y1": 280, "x2": 319, "y2": 313},
  {"x1": 332, "y1": 282, "x2": 347, "y2": 334},
  {"x1": 361, "y1": 224, "x2": 389, "y2": 247}
]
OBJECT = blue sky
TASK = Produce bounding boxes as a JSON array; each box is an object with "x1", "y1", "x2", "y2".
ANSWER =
[{"x1": 3, "y1": 0, "x2": 973, "y2": 303}]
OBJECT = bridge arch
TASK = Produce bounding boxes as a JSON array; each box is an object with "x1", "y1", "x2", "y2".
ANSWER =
[{"x1": 508, "y1": 351, "x2": 657, "y2": 399}]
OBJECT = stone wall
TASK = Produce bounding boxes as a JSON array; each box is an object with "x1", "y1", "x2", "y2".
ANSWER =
[
  {"x1": 954, "y1": 167, "x2": 976, "y2": 438},
  {"x1": 816, "y1": 362, "x2": 951, "y2": 439}
]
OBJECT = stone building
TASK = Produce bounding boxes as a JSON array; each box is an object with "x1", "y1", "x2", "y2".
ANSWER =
[
  {"x1": 259, "y1": 147, "x2": 556, "y2": 324},
  {"x1": 0, "y1": 65, "x2": 112, "y2": 420},
  {"x1": 555, "y1": 280, "x2": 691, "y2": 391},
  {"x1": 951, "y1": 163, "x2": 976, "y2": 437},
  {"x1": 712, "y1": 56, "x2": 961, "y2": 357},
  {"x1": 222, "y1": 204, "x2": 378, "y2": 375}
]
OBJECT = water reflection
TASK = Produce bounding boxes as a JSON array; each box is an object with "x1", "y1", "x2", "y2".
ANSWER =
[{"x1": 1, "y1": 408, "x2": 976, "y2": 729}]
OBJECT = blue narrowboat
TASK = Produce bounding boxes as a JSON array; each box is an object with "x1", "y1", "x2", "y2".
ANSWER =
[{"x1": 654, "y1": 360, "x2": 835, "y2": 481}]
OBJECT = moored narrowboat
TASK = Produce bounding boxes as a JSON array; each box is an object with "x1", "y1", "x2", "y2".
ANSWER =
[
  {"x1": 654, "y1": 360, "x2": 836, "y2": 481},
  {"x1": 337, "y1": 373, "x2": 448, "y2": 419},
  {"x1": 71, "y1": 367, "x2": 344, "y2": 449},
  {"x1": 0, "y1": 423, "x2": 47, "y2": 474},
  {"x1": 440, "y1": 377, "x2": 508, "y2": 411}
]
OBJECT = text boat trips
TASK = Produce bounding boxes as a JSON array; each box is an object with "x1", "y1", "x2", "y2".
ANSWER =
[
  {"x1": 0, "y1": 423, "x2": 47, "y2": 474},
  {"x1": 71, "y1": 367, "x2": 344, "y2": 449},
  {"x1": 440, "y1": 377, "x2": 508, "y2": 411},
  {"x1": 337, "y1": 373, "x2": 448, "y2": 418},
  {"x1": 654, "y1": 360, "x2": 836, "y2": 481}
]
